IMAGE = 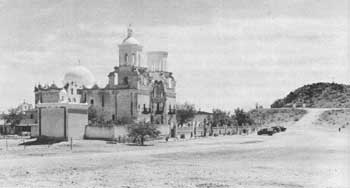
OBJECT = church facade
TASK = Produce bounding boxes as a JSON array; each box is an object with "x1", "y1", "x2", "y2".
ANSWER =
[{"x1": 34, "y1": 27, "x2": 177, "y2": 128}]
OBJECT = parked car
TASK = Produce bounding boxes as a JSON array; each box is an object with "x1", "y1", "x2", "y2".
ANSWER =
[
  {"x1": 271, "y1": 126, "x2": 281, "y2": 133},
  {"x1": 273, "y1": 126, "x2": 287, "y2": 132},
  {"x1": 279, "y1": 126, "x2": 287, "y2": 132},
  {"x1": 257, "y1": 128, "x2": 275, "y2": 136}
]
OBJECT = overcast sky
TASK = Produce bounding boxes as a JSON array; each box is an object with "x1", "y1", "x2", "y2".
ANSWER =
[{"x1": 0, "y1": 0, "x2": 349, "y2": 112}]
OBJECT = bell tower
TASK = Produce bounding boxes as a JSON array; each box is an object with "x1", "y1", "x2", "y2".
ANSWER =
[{"x1": 118, "y1": 25, "x2": 143, "y2": 67}]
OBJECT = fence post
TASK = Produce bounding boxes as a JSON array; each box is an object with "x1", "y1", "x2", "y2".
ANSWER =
[
  {"x1": 70, "y1": 137, "x2": 72, "y2": 151},
  {"x1": 5, "y1": 136, "x2": 8, "y2": 151}
]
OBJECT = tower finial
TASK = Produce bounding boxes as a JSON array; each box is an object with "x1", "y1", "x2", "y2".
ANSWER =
[{"x1": 127, "y1": 24, "x2": 133, "y2": 37}]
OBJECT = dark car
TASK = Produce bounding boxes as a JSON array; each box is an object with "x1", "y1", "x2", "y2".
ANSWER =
[
  {"x1": 279, "y1": 126, "x2": 287, "y2": 132},
  {"x1": 271, "y1": 126, "x2": 281, "y2": 133},
  {"x1": 257, "y1": 128, "x2": 275, "y2": 136},
  {"x1": 274, "y1": 126, "x2": 287, "y2": 132}
]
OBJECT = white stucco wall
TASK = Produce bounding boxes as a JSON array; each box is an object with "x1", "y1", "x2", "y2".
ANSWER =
[
  {"x1": 67, "y1": 112, "x2": 88, "y2": 139},
  {"x1": 85, "y1": 126, "x2": 114, "y2": 139},
  {"x1": 31, "y1": 124, "x2": 39, "y2": 137},
  {"x1": 157, "y1": 124, "x2": 170, "y2": 136},
  {"x1": 41, "y1": 107, "x2": 65, "y2": 138},
  {"x1": 38, "y1": 103, "x2": 88, "y2": 139},
  {"x1": 114, "y1": 126, "x2": 128, "y2": 138}
]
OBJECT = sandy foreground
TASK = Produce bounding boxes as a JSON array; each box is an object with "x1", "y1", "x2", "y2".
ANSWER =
[{"x1": 0, "y1": 109, "x2": 349, "y2": 188}]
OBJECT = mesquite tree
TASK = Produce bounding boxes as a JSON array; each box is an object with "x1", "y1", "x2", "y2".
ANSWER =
[{"x1": 128, "y1": 122, "x2": 160, "y2": 146}]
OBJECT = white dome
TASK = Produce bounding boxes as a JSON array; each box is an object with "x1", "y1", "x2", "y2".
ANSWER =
[
  {"x1": 63, "y1": 65, "x2": 96, "y2": 88},
  {"x1": 122, "y1": 37, "x2": 140, "y2": 45}
]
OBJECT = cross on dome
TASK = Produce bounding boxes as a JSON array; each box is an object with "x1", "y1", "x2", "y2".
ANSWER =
[
  {"x1": 127, "y1": 24, "x2": 133, "y2": 37},
  {"x1": 121, "y1": 24, "x2": 140, "y2": 45}
]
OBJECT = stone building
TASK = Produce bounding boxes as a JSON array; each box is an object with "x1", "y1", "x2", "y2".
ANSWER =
[{"x1": 34, "y1": 26, "x2": 177, "y2": 132}]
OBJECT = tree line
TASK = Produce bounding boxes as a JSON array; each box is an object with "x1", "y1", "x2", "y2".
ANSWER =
[{"x1": 176, "y1": 102, "x2": 253, "y2": 127}]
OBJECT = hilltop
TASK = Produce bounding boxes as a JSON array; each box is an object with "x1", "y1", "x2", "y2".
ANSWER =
[{"x1": 271, "y1": 82, "x2": 350, "y2": 108}]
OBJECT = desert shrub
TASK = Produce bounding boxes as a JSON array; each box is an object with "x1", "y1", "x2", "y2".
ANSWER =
[
  {"x1": 128, "y1": 122, "x2": 160, "y2": 146},
  {"x1": 234, "y1": 108, "x2": 253, "y2": 126}
]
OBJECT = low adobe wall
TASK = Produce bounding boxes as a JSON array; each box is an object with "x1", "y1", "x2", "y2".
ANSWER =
[
  {"x1": 157, "y1": 124, "x2": 170, "y2": 136},
  {"x1": 176, "y1": 126, "x2": 193, "y2": 139},
  {"x1": 84, "y1": 126, "x2": 115, "y2": 140},
  {"x1": 114, "y1": 126, "x2": 128, "y2": 138},
  {"x1": 176, "y1": 125, "x2": 258, "y2": 139},
  {"x1": 84, "y1": 124, "x2": 170, "y2": 140}
]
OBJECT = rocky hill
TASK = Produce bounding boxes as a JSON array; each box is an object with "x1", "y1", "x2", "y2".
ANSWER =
[
  {"x1": 249, "y1": 108, "x2": 307, "y2": 127},
  {"x1": 271, "y1": 83, "x2": 350, "y2": 108},
  {"x1": 314, "y1": 109, "x2": 350, "y2": 129}
]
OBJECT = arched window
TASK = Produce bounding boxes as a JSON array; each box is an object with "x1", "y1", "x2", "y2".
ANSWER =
[
  {"x1": 138, "y1": 54, "x2": 141, "y2": 66},
  {"x1": 124, "y1": 53, "x2": 128, "y2": 64},
  {"x1": 132, "y1": 53, "x2": 136, "y2": 65},
  {"x1": 168, "y1": 78, "x2": 172, "y2": 88},
  {"x1": 124, "y1": 77, "x2": 128, "y2": 84},
  {"x1": 70, "y1": 88, "x2": 74, "y2": 95},
  {"x1": 73, "y1": 98, "x2": 76, "y2": 103},
  {"x1": 90, "y1": 99, "x2": 94, "y2": 105}
]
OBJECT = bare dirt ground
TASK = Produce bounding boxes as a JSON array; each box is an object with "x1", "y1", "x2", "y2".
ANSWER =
[{"x1": 0, "y1": 108, "x2": 349, "y2": 188}]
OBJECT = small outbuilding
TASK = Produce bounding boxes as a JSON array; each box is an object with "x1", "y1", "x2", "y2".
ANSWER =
[{"x1": 36, "y1": 103, "x2": 88, "y2": 139}]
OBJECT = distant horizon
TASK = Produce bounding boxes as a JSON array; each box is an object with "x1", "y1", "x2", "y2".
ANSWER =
[{"x1": 0, "y1": 0, "x2": 348, "y2": 112}]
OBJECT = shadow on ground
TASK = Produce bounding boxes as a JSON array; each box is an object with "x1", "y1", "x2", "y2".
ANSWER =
[
  {"x1": 20, "y1": 137, "x2": 65, "y2": 146},
  {"x1": 125, "y1": 143, "x2": 154, "y2": 147}
]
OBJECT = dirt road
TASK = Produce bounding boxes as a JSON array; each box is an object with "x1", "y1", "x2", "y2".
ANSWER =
[{"x1": 0, "y1": 109, "x2": 348, "y2": 188}]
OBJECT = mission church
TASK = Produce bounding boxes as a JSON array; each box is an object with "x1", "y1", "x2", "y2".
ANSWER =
[{"x1": 34, "y1": 26, "x2": 177, "y2": 129}]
